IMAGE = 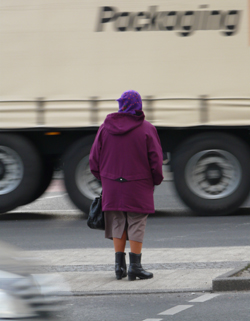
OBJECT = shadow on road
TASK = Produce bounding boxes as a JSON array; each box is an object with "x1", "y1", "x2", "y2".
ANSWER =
[
  {"x1": 153, "y1": 210, "x2": 195, "y2": 217},
  {"x1": 0, "y1": 208, "x2": 250, "y2": 221},
  {"x1": 0, "y1": 212, "x2": 86, "y2": 221},
  {"x1": 153, "y1": 207, "x2": 250, "y2": 218},
  {"x1": 234, "y1": 208, "x2": 250, "y2": 216}
]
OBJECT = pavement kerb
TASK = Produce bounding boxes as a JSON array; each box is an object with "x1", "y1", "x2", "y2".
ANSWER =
[
  {"x1": 55, "y1": 288, "x2": 210, "y2": 297},
  {"x1": 212, "y1": 262, "x2": 250, "y2": 292}
]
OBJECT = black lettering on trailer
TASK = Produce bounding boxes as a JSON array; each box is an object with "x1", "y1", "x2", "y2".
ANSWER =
[
  {"x1": 148, "y1": 6, "x2": 160, "y2": 31},
  {"x1": 133, "y1": 12, "x2": 150, "y2": 31},
  {"x1": 207, "y1": 11, "x2": 221, "y2": 30},
  {"x1": 95, "y1": 6, "x2": 242, "y2": 37},
  {"x1": 96, "y1": 6, "x2": 117, "y2": 32},
  {"x1": 158, "y1": 11, "x2": 178, "y2": 31},
  {"x1": 221, "y1": 10, "x2": 241, "y2": 36},
  {"x1": 114, "y1": 11, "x2": 131, "y2": 32},
  {"x1": 179, "y1": 11, "x2": 195, "y2": 37}
]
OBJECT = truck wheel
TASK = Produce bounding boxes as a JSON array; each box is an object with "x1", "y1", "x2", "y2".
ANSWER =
[
  {"x1": 0, "y1": 134, "x2": 42, "y2": 213},
  {"x1": 63, "y1": 135, "x2": 101, "y2": 214},
  {"x1": 20, "y1": 159, "x2": 54, "y2": 205},
  {"x1": 172, "y1": 133, "x2": 250, "y2": 215}
]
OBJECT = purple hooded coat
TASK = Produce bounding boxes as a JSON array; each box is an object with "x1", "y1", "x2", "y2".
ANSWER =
[{"x1": 89, "y1": 92, "x2": 163, "y2": 214}]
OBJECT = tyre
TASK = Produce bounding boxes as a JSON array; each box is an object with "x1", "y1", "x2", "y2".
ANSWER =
[
  {"x1": 172, "y1": 132, "x2": 250, "y2": 215},
  {"x1": 20, "y1": 159, "x2": 54, "y2": 205},
  {"x1": 63, "y1": 135, "x2": 101, "y2": 214},
  {"x1": 0, "y1": 134, "x2": 42, "y2": 213}
]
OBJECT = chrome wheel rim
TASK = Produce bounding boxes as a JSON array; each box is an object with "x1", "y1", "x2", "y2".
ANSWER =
[
  {"x1": 185, "y1": 149, "x2": 241, "y2": 199},
  {"x1": 0, "y1": 146, "x2": 23, "y2": 195},
  {"x1": 75, "y1": 156, "x2": 101, "y2": 199}
]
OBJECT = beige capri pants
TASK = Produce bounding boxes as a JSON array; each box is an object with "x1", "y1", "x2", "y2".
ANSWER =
[{"x1": 104, "y1": 211, "x2": 148, "y2": 243}]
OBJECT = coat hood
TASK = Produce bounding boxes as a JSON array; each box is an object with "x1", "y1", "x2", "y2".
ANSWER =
[{"x1": 104, "y1": 111, "x2": 145, "y2": 135}]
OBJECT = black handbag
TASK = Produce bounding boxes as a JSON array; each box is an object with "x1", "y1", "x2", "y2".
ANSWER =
[{"x1": 87, "y1": 193, "x2": 105, "y2": 230}]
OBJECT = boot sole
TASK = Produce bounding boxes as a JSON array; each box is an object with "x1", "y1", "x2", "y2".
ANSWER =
[
  {"x1": 116, "y1": 272, "x2": 127, "y2": 280},
  {"x1": 128, "y1": 274, "x2": 153, "y2": 281}
]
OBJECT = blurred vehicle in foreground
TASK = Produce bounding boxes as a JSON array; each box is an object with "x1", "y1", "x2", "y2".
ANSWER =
[
  {"x1": 0, "y1": 1, "x2": 250, "y2": 215},
  {"x1": 0, "y1": 242, "x2": 69, "y2": 319}
]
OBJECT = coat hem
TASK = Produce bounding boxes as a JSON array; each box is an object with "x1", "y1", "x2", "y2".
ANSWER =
[{"x1": 103, "y1": 207, "x2": 154, "y2": 214}]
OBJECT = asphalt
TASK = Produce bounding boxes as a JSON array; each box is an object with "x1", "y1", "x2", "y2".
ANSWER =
[{"x1": 20, "y1": 246, "x2": 250, "y2": 295}]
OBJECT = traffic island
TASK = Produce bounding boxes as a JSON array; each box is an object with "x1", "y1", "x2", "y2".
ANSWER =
[{"x1": 213, "y1": 263, "x2": 250, "y2": 292}]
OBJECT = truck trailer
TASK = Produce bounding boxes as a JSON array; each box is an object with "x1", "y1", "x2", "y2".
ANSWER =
[{"x1": 0, "y1": 0, "x2": 250, "y2": 215}]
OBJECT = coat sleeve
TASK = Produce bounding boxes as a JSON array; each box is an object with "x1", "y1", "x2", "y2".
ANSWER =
[
  {"x1": 89, "y1": 125, "x2": 104, "y2": 181},
  {"x1": 147, "y1": 126, "x2": 164, "y2": 186}
]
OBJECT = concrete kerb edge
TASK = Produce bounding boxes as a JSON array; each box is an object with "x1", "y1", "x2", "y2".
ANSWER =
[
  {"x1": 212, "y1": 262, "x2": 250, "y2": 292},
  {"x1": 55, "y1": 288, "x2": 210, "y2": 297}
]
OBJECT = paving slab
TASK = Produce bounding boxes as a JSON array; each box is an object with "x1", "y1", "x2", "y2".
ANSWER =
[
  {"x1": 32, "y1": 269, "x2": 230, "y2": 293},
  {"x1": 18, "y1": 246, "x2": 250, "y2": 294},
  {"x1": 22, "y1": 246, "x2": 250, "y2": 266}
]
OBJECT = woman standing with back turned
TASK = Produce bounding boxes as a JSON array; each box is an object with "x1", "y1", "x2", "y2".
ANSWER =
[{"x1": 89, "y1": 90, "x2": 163, "y2": 281}]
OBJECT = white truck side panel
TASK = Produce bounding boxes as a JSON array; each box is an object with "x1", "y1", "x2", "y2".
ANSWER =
[{"x1": 0, "y1": 0, "x2": 250, "y2": 128}]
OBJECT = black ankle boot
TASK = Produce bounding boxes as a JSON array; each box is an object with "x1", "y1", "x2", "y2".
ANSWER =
[
  {"x1": 115, "y1": 252, "x2": 127, "y2": 280},
  {"x1": 128, "y1": 252, "x2": 153, "y2": 281}
]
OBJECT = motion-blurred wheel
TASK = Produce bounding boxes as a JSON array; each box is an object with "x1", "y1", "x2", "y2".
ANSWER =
[
  {"x1": 63, "y1": 135, "x2": 101, "y2": 214},
  {"x1": 173, "y1": 133, "x2": 250, "y2": 215},
  {"x1": 0, "y1": 134, "x2": 42, "y2": 213},
  {"x1": 20, "y1": 159, "x2": 54, "y2": 205}
]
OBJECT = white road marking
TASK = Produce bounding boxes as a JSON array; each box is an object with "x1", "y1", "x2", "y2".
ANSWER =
[
  {"x1": 189, "y1": 293, "x2": 220, "y2": 302},
  {"x1": 158, "y1": 305, "x2": 193, "y2": 315}
]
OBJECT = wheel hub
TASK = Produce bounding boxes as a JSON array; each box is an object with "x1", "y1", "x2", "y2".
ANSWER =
[
  {"x1": 205, "y1": 164, "x2": 223, "y2": 185},
  {"x1": 185, "y1": 150, "x2": 241, "y2": 199}
]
